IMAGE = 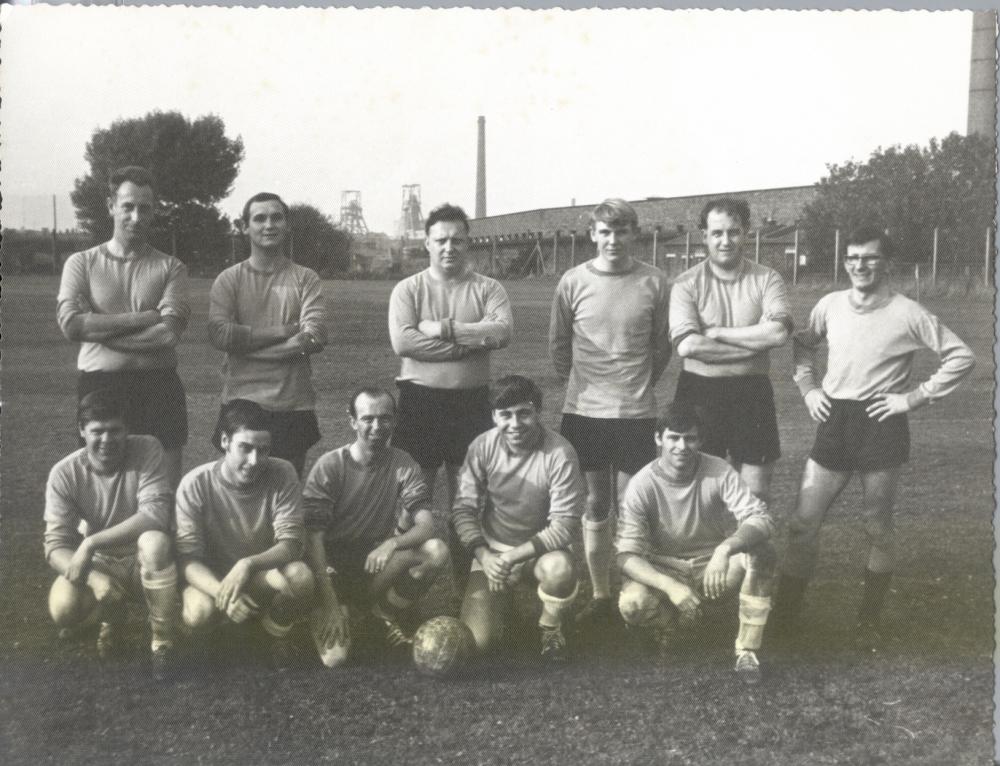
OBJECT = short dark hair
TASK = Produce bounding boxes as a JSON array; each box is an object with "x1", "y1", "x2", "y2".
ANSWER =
[
  {"x1": 108, "y1": 166, "x2": 155, "y2": 198},
  {"x1": 589, "y1": 198, "x2": 639, "y2": 231},
  {"x1": 242, "y1": 192, "x2": 289, "y2": 226},
  {"x1": 699, "y1": 197, "x2": 751, "y2": 230},
  {"x1": 490, "y1": 374, "x2": 543, "y2": 411},
  {"x1": 77, "y1": 389, "x2": 126, "y2": 429},
  {"x1": 846, "y1": 226, "x2": 895, "y2": 259},
  {"x1": 424, "y1": 203, "x2": 470, "y2": 235},
  {"x1": 348, "y1": 387, "x2": 396, "y2": 418},
  {"x1": 655, "y1": 401, "x2": 702, "y2": 437},
  {"x1": 212, "y1": 399, "x2": 270, "y2": 451}
]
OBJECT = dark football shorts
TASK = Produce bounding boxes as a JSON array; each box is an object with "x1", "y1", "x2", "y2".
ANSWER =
[
  {"x1": 559, "y1": 413, "x2": 657, "y2": 475},
  {"x1": 323, "y1": 543, "x2": 378, "y2": 608},
  {"x1": 809, "y1": 398, "x2": 910, "y2": 472},
  {"x1": 392, "y1": 381, "x2": 493, "y2": 470},
  {"x1": 78, "y1": 368, "x2": 188, "y2": 449},
  {"x1": 673, "y1": 371, "x2": 780, "y2": 466},
  {"x1": 211, "y1": 407, "x2": 320, "y2": 466}
]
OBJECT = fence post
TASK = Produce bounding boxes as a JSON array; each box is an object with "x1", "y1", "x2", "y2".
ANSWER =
[
  {"x1": 685, "y1": 232, "x2": 691, "y2": 269},
  {"x1": 792, "y1": 229, "x2": 799, "y2": 286},
  {"x1": 755, "y1": 230, "x2": 760, "y2": 264},
  {"x1": 552, "y1": 232, "x2": 559, "y2": 275},
  {"x1": 932, "y1": 227, "x2": 939, "y2": 287},
  {"x1": 570, "y1": 232, "x2": 576, "y2": 268},
  {"x1": 833, "y1": 229, "x2": 840, "y2": 284},
  {"x1": 652, "y1": 227, "x2": 659, "y2": 269},
  {"x1": 51, "y1": 194, "x2": 58, "y2": 274},
  {"x1": 914, "y1": 262, "x2": 921, "y2": 301},
  {"x1": 491, "y1": 237, "x2": 498, "y2": 277}
]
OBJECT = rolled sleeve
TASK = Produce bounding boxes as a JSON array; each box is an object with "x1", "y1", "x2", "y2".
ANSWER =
[
  {"x1": 43, "y1": 467, "x2": 82, "y2": 560},
  {"x1": 529, "y1": 446, "x2": 584, "y2": 552},
  {"x1": 135, "y1": 439, "x2": 173, "y2": 532},
  {"x1": 158, "y1": 258, "x2": 190, "y2": 329},
  {"x1": 761, "y1": 271, "x2": 794, "y2": 334},
  {"x1": 451, "y1": 448, "x2": 489, "y2": 551},
  {"x1": 207, "y1": 271, "x2": 253, "y2": 352},
  {"x1": 668, "y1": 277, "x2": 702, "y2": 344},
  {"x1": 56, "y1": 252, "x2": 89, "y2": 339},
  {"x1": 792, "y1": 300, "x2": 828, "y2": 396},
  {"x1": 721, "y1": 469, "x2": 774, "y2": 541},
  {"x1": 615, "y1": 480, "x2": 654, "y2": 559},
  {"x1": 302, "y1": 456, "x2": 339, "y2": 532},
  {"x1": 174, "y1": 477, "x2": 206, "y2": 564},
  {"x1": 271, "y1": 463, "x2": 305, "y2": 555},
  {"x1": 298, "y1": 270, "x2": 329, "y2": 346}
]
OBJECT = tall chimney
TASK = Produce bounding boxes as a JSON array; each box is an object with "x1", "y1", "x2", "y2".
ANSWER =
[
  {"x1": 967, "y1": 11, "x2": 997, "y2": 138},
  {"x1": 475, "y1": 116, "x2": 487, "y2": 219}
]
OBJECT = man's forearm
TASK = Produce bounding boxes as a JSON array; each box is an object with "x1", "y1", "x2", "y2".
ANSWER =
[
  {"x1": 619, "y1": 554, "x2": 693, "y2": 603},
  {"x1": 706, "y1": 321, "x2": 789, "y2": 351},
  {"x1": 183, "y1": 561, "x2": 222, "y2": 598},
  {"x1": 676, "y1": 333, "x2": 758, "y2": 362},
  {"x1": 80, "y1": 514, "x2": 159, "y2": 551},
  {"x1": 243, "y1": 539, "x2": 300, "y2": 573},
  {"x1": 66, "y1": 309, "x2": 161, "y2": 342},
  {"x1": 104, "y1": 323, "x2": 178, "y2": 352},
  {"x1": 305, "y1": 533, "x2": 339, "y2": 604}
]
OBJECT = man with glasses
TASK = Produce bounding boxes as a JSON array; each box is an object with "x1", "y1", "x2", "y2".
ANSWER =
[{"x1": 774, "y1": 227, "x2": 975, "y2": 651}]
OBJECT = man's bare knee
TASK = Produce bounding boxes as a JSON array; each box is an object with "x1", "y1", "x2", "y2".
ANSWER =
[
  {"x1": 415, "y1": 538, "x2": 450, "y2": 577},
  {"x1": 137, "y1": 530, "x2": 172, "y2": 570},
  {"x1": 536, "y1": 551, "x2": 576, "y2": 596},
  {"x1": 49, "y1": 578, "x2": 93, "y2": 627},
  {"x1": 182, "y1": 588, "x2": 215, "y2": 629},
  {"x1": 282, "y1": 561, "x2": 315, "y2": 601}
]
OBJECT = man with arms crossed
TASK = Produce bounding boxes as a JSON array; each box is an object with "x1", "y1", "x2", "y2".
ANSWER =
[
  {"x1": 388, "y1": 203, "x2": 512, "y2": 584},
  {"x1": 452, "y1": 375, "x2": 584, "y2": 661},
  {"x1": 670, "y1": 197, "x2": 792, "y2": 505},
  {"x1": 175, "y1": 399, "x2": 315, "y2": 665},
  {"x1": 775, "y1": 227, "x2": 975, "y2": 650},
  {"x1": 44, "y1": 390, "x2": 180, "y2": 680},
  {"x1": 549, "y1": 198, "x2": 671, "y2": 630},
  {"x1": 303, "y1": 388, "x2": 450, "y2": 667},
  {"x1": 616, "y1": 401, "x2": 776, "y2": 684},
  {"x1": 209, "y1": 192, "x2": 327, "y2": 477},
  {"x1": 58, "y1": 166, "x2": 190, "y2": 487}
]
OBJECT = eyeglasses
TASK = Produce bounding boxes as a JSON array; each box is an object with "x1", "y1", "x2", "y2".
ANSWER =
[{"x1": 844, "y1": 255, "x2": 884, "y2": 266}]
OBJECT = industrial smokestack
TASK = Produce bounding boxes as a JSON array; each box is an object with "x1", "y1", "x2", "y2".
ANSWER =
[
  {"x1": 967, "y1": 11, "x2": 997, "y2": 138},
  {"x1": 476, "y1": 116, "x2": 487, "y2": 218}
]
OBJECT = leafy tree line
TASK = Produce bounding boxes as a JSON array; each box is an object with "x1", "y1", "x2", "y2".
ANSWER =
[
  {"x1": 802, "y1": 132, "x2": 995, "y2": 269},
  {"x1": 71, "y1": 110, "x2": 352, "y2": 275}
]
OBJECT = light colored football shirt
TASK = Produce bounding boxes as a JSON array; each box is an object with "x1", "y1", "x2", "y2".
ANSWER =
[
  {"x1": 793, "y1": 289, "x2": 976, "y2": 402},
  {"x1": 174, "y1": 458, "x2": 304, "y2": 573},
  {"x1": 388, "y1": 268, "x2": 512, "y2": 390},
  {"x1": 451, "y1": 426, "x2": 584, "y2": 553},
  {"x1": 669, "y1": 257, "x2": 792, "y2": 378},
  {"x1": 302, "y1": 445, "x2": 431, "y2": 551},
  {"x1": 549, "y1": 260, "x2": 671, "y2": 419},
  {"x1": 208, "y1": 258, "x2": 328, "y2": 411},
  {"x1": 57, "y1": 243, "x2": 190, "y2": 372},
  {"x1": 616, "y1": 453, "x2": 774, "y2": 561},
  {"x1": 44, "y1": 435, "x2": 173, "y2": 560}
]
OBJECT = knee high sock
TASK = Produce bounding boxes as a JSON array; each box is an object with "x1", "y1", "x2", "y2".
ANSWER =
[
  {"x1": 735, "y1": 593, "x2": 772, "y2": 653},
  {"x1": 583, "y1": 517, "x2": 614, "y2": 600},
  {"x1": 857, "y1": 568, "x2": 892, "y2": 624},
  {"x1": 538, "y1": 583, "x2": 579, "y2": 629},
  {"x1": 141, "y1": 563, "x2": 180, "y2": 650}
]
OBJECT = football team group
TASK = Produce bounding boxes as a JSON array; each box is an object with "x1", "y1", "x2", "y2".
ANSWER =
[{"x1": 46, "y1": 165, "x2": 976, "y2": 684}]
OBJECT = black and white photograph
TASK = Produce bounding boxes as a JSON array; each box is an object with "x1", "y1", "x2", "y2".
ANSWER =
[{"x1": 0, "y1": 3, "x2": 995, "y2": 764}]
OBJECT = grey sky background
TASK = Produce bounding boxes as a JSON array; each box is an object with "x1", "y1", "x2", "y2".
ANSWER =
[{"x1": 0, "y1": 6, "x2": 976, "y2": 234}]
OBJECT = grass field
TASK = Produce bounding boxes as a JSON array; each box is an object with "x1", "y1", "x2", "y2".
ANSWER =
[{"x1": 0, "y1": 273, "x2": 994, "y2": 765}]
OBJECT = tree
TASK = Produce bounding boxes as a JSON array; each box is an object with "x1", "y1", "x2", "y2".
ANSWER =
[
  {"x1": 71, "y1": 111, "x2": 245, "y2": 268},
  {"x1": 287, "y1": 203, "x2": 353, "y2": 274},
  {"x1": 801, "y1": 132, "x2": 995, "y2": 269}
]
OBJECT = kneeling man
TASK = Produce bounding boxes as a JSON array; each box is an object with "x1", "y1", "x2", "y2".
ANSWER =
[
  {"x1": 303, "y1": 388, "x2": 449, "y2": 667},
  {"x1": 452, "y1": 375, "x2": 584, "y2": 661},
  {"x1": 175, "y1": 399, "x2": 314, "y2": 664},
  {"x1": 44, "y1": 389, "x2": 179, "y2": 680},
  {"x1": 616, "y1": 401, "x2": 776, "y2": 684}
]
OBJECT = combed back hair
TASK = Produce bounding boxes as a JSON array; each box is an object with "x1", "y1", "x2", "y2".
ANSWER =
[
  {"x1": 490, "y1": 374, "x2": 543, "y2": 411},
  {"x1": 699, "y1": 197, "x2": 751, "y2": 230},
  {"x1": 212, "y1": 399, "x2": 270, "y2": 450},
  {"x1": 77, "y1": 389, "x2": 126, "y2": 429},
  {"x1": 108, "y1": 166, "x2": 154, "y2": 197},
  {"x1": 425, "y1": 203, "x2": 470, "y2": 235},
  {"x1": 242, "y1": 192, "x2": 289, "y2": 226},
  {"x1": 656, "y1": 400, "x2": 703, "y2": 437},
  {"x1": 349, "y1": 387, "x2": 396, "y2": 418},
  {"x1": 589, "y1": 198, "x2": 639, "y2": 231},
  {"x1": 847, "y1": 226, "x2": 895, "y2": 259}
]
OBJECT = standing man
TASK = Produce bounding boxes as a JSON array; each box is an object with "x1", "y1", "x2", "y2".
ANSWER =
[
  {"x1": 44, "y1": 390, "x2": 180, "y2": 681},
  {"x1": 775, "y1": 227, "x2": 975, "y2": 649},
  {"x1": 303, "y1": 388, "x2": 449, "y2": 667},
  {"x1": 208, "y1": 192, "x2": 327, "y2": 477},
  {"x1": 388, "y1": 203, "x2": 512, "y2": 583},
  {"x1": 58, "y1": 166, "x2": 190, "y2": 487},
  {"x1": 669, "y1": 197, "x2": 792, "y2": 505},
  {"x1": 549, "y1": 198, "x2": 672, "y2": 629},
  {"x1": 616, "y1": 401, "x2": 776, "y2": 684},
  {"x1": 175, "y1": 399, "x2": 315, "y2": 665},
  {"x1": 452, "y1": 376, "x2": 584, "y2": 660}
]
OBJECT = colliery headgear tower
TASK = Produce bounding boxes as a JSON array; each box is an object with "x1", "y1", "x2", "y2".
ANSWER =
[
  {"x1": 401, "y1": 184, "x2": 424, "y2": 239},
  {"x1": 967, "y1": 11, "x2": 997, "y2": 138},
  {"x1": 476, "y1": 116, "x2": 487, "y2": 218},
  {"x1": 339, "y1": 191, "x2": 369, "y2": 236}
]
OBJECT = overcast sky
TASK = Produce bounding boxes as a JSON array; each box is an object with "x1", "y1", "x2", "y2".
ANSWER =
[{"x1": 0, "y1": 6, "x2": 976, "y2": 234}]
